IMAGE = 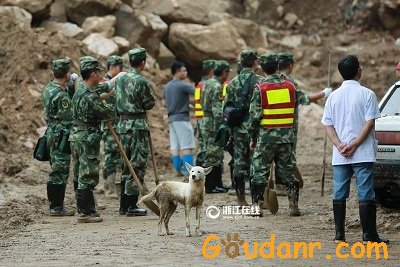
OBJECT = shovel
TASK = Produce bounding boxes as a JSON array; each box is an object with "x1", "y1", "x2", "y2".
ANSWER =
[
  {"x1": 107, "y1": 120, "x2": 160, "y2": 216},
  {"x1": 261, "y1": 163, "x2": 279, "y2": 214}
]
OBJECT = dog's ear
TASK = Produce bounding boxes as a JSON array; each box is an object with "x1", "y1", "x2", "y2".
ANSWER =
[
  {"x1": 204, "y1": 166, "x2": 213, "y2": 175},
  {"x1": 185, "y1": 162, "x2": 193, "y2": 173}
]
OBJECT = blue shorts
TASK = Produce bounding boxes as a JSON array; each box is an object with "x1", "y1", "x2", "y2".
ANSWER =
[
  {"x1": 332, "y1": 162, "x2": 375, "y2": 201},
  {"x1": 168, "y1": 121, "x2": 195, "y2": 151}
]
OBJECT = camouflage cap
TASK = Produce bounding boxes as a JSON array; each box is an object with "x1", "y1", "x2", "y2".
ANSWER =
[
  {"x1": 79, "y1": 56, "x2": 104, "y2": 72},
  {"x1": 239, "y1": 48, "x2": 259, "y2": 63},
  {"x1": 259, "y1": 53, "x2": 278, "y2": 65},
  {"x1": 278, "y1": 52, "x2": 295, "y2": 64},
  {"x1": 107, "y1": 55, "x2": 123, "y2": 66},
  {"x1": 202, "y1": 59, "x2": 216, "y2": 72},
  {"x1": 128, "y1": 47, "x2": 147, "y2": 62},
  {"x1": 215, "y1": 60, "x2": 231, "y2": 72},
  {"x1": 52, "y1": 59, "x2": 70, "y2": 73}
]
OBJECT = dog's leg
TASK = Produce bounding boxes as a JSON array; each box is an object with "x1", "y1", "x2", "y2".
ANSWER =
[
  {"x1": 158, "y1": 204, "x2": 168, "y2": 236},
  {"x1": 164, "y1": 202, "x2": 177, "y2": 235},
  {"x1": 184, "y1": 205, "x2": 191, "y2": 237},
  {"x1": 195, "y1": 205, "x2": 202, "y2": 236}
]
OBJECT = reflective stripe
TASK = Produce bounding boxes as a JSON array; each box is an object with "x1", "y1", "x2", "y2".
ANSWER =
[
  {"x1": 263, "y1": 108, "x2": 294, "y2": 115},
  {"x1": 195, "y1": 110, "x2": 204, "y2": 116},
  {"x1": 266, "y1": 88, "x2": 290, "y2": 104},
  {"x1": 195, "y1": 103, "x2": 202, "y2": 109},
  {"x1": 194, "y1": 87, "x2": 201, "y2": 100},
  {"x1": 261, "y1": 118, "x2": 294, "y2": 125}
]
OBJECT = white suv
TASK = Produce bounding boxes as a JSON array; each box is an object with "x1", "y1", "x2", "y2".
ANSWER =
[{"x1": 374, "y1": 81, "x2": 400, "y2": 208}]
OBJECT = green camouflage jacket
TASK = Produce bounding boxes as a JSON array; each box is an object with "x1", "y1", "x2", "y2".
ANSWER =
[
  {"x1": 100, "y1": 73, "x2": 118, "y2": 131},
  {"x1": 223, "y1": 68, "x2": 263, "y2": 133},
  {"x1": 42, "y1": 81, "x2": 72, "y2": 125},
  {"x1": 249, "y1": 73, "x2": 294, "y2": 144},
  {"x1": 115, "y1": 70, "x2": 155, "y2": 132},
  {"x1": 201, "y1": 76, "x2": 224, "y2": 133}
]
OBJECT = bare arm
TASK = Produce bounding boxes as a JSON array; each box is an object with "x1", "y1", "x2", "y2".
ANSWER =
[
  {"x1": 308, "y1": 91, "x2": 325, "y2": 103},
  {"x1": 341, "y1": 119, "x2": 375, "y2": 156},
  {"x1": 324, "y1": 125, "x2": 346, "y2": 152}
]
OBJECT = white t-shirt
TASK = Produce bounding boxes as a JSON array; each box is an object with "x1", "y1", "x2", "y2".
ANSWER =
[{"x1": 321, "y1": 80, "x2": 380, "y2": 165}]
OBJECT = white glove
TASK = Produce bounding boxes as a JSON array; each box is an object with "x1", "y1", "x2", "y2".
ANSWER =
[
  {"x1": 70, "y1": 73, "x2": 78, "y2": 81},
  {"x1": 323, "y1": 87, "x2": 332, "y2": 97}
]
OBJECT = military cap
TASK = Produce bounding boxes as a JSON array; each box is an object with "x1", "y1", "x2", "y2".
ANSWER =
[
  {"x1": 259, "y1": 53, "x2": 278, "y2": 66},
  {"x1": 79, "y1": 56, "x2": 104, "y2": 72},
  {"x1": 215, "y1": 60, "x2": 231, "y2": 72},
  {"x1": 128, "y1": 47, "x2": 147, "y2": 62},
  {"x1": 107, "y1": 55, "x2": 123, "y2": 66},
  {"x1": 202, "y1": 59, "x2": 216, "y2": 72},
  {"x1": 239, "y1": 48, "x2": 259, "y2": 63},
  {"x1": 278, "y1": 52, "x2": 295, "y2": 64},
  {"x1": 52, "y1": 59, "x2": 70, "y2": 73}
]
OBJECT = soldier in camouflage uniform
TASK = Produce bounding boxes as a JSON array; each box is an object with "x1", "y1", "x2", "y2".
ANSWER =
[
  {"x1": 201, "y1": 60, "x2": 231, "y2": 194},
  {"x1": 116, "y1": 47, "x2": 155, "y2": 216},
  {"x1": 195, "y1": 60, "x2": 216, "y2": 167},
  {"x1": 69, "y1": 56, "x2": 116, "y2": 223},
  {"x1": 249, "y1": 53, "x2": 301, "y2": 216},
  {"x1": 100, "y1": 55, "x2": 124, "y2": 196},
  {"x1": 275, "y1": 52, "x2": 332, "y2": 194},
  {"x1": 223, "y1": 48, "x2": 263, "y2": 206},
  {"x1": 42, "y1": 59, "x2": 75, "y2": 216}
]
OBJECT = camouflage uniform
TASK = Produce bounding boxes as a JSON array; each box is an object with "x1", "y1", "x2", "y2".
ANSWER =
[
  {"x1": 223, "y1": 49, "x2": 263, "y2": 204},
  {"x1": 69, "y1": 56, "x2": 115, "y2": 221},
  {"x1": 100, "y1": 56, "x2": 123, "y2": 192},
  {"x1": 42, "y1": 59, "x2": 74, "y2": 215},
  {"x1": 116, "y1": 47, "x2": 155, "y2": 216},
  {"x1": 201, "y1": 60, "x2": 230, "y2": 193},
  {"x1": 249, "y1": 53, "x2": 300, "y2": 216}
]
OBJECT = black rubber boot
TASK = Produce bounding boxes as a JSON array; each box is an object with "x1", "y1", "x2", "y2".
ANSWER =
[
  {"x1": 234, "y1": 176, "x2": 248, "y2": 206},
  {"x1": 119, "y1": 181, "x2": 127, "y2": 215},
  {"x1": 250, "y1": 183, "x2": 265, "y2": 216},
  {"x1": 286, "y1": 181, "x2": 301, "y2": 216},
  {"x1": 359, "y1": 200, "x2": 389, "y2": 243},
  {"x1": 126, "y1": 195, "x2": 147, "y2": 216},
  {"x1": 47, "y1": 183, "x2": 75, "y2": 216},
  {"x1": 333, "y1": 200, "x2": 346, "y2": 243},
  {"x1": 47, "y1": 182, "x2": 56, "y2": 209},
  {"x1": 215, "y1": 165, "x2": 229, "y2": 191},
  {"x1": 205, "y1": 167, "x2": 216, "y2": 193},
  {"x1": 76, "y1": 188, "x2": 102, "y2": 223}
]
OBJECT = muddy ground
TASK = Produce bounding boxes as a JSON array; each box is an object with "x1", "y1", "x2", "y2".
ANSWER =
[{"x1": 1, "y1": 108, "x2": 399, "y2": 267}]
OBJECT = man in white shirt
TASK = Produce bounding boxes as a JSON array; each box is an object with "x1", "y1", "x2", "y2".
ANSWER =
[{"x1": 321, "y1": 55, "x2": 388, "y2": 244}]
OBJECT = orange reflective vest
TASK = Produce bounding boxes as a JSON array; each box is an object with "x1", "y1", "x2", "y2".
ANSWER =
[
  {"x1": 259, "y1": 80, "x2": 295, "y2": 128},
  {"x1": 194, "y1": 81, "x2": 204, "y2": 119},
  {"x1": 221, "y1": 80, "x2": 230, "y2": 101}
]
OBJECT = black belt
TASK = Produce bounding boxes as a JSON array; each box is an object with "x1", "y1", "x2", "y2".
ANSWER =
[{"x1": 120, "y1": 113, "x2": 146, "y2": 120}]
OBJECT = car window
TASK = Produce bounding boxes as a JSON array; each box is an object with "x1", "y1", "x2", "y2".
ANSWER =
[{"x1": 380, "y1": 86, "x2": 400, "y2": 116}]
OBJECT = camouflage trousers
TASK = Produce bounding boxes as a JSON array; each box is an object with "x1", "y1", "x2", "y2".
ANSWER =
[
  {"x1": 276, "y1": 135, "x2": 298, "y2": 185},
  {"x1": 120, "y1": 129, "x2": 150, "y2": 196},
  {"x1": 232, "y1": 130, "x2": 251, "y2": 178},
  {"x1": 70, "y1": 131, "x2": 102, "y2": 190},
  {"x1": 102, "y1": 129, "x2": 122, "y2": 178},
  {"x1": 47, "y1": 126, "x2": 70, "y2": 185},
  {"x1": 204, "y1": 129, "x2": 224, "y2": 167},
  {"x1": 195, "y1": 119, "x2": 207, "y2": 166},
  {"x1": 251, "y1": 142, "x2": 296, "y2": 188}
]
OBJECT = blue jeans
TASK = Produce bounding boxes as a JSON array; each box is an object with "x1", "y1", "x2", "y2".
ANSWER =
[{"x1": 332, "y1": 162, "x2": 375, "y2": 201}]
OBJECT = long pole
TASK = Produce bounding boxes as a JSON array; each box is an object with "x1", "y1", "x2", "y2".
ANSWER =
[
  {"x1": 147, "y1": 116, "x2": 159, "y2": 185},
  {"x1": 321, "y1": 53, "x2": 332, "y2": 197}
]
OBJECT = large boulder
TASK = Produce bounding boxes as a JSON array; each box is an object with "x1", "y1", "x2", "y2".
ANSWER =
[
  {"x1": 158, "y1": 43, "x2": 176, "y2": 69},
  {"x1": 0, "y1": 6, "x2": 32, "y2": 28},
  {"x1": 82, "y1": 15, "x2": 116, "y2": 38},
  {"x1": 49, "y1": 0, "x2": 67, "y2": 22},
  {"x1": 112, "y1": 36, "x2": 130, "y2": 54},
  {"x1": 378, "y1": 0, "x2": 400, "y2": 36},
  {"x1": 41, "y1": 21, "x2": 85, "y2": 39},
  {"x1": 114, "y1": 4, "x2": 168, "y2": 58},
  {"x1": 82, "y1": 33, "x2": 119, "y2": 57},
  {"x1": 168, "y1": 22, "x2": 246, "y2": 67},
  {"x1": 0, "y1": 0, "x2": 52, "y2": 20},
  {"x1": 66, "y1": 0, "x2": 121, "y2": 25}
]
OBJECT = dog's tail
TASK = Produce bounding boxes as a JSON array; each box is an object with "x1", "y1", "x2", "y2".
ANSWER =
[{"x1": 139, "y1": 186, "x2": 160, "y2": 216}]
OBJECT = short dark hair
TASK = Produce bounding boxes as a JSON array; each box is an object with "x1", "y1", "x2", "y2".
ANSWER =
[
  {"x1": 241, "y1": 58, "x2": 256, "y2": 68},
  {"x1": 338, "y1": 55, "x2": 360, "y2": 80},
  {"x1": 54, "y1": 71, "x2": 67, "y2": 79},
  {"x1": 261, "y1": 62, "x2": 278, "y2": 75},
  {"x1": 214, "y1": 69, "x2": 224, "y2": 76},
  {"x1": 81, "y1": 68, "x2": 97, "y2": 80},
  {"x1": 130, "y1": 58, "x2": 145, "y2": 68},
  {"x1": 107, "y1": 62, "x2": 122, "y2": 70},
  {"x1": 170, "y1": 61, "x2": 185, "y2": 75},
  {"x1": 278, "y1": 61, "x2": 291, "y2": 71}
]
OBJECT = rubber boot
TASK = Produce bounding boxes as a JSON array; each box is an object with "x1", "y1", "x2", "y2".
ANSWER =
[
  {"x1": 287, "y1": 181, "x2": 301, "y2": 216},
  {"x1": 48, "y1": 183, "x2": 75, "y2": 216},
  {"x1": 171, "y1": 155, "x2": 182, "y2": 175},
  {"x1": 215, "y1": 165, "x2": 229, "y2": 191},
  {"x1": 205, "y1": 167, "x2": 216, "y2": 193},
  {"x1": 181, "y1": 154, "x2": 194, "y2": 175},
  {"x1": 119, "y1": 181, "x2": 127, "y2": 215},
  {"x1": 333, "y1": 200, "x2": 346, "y2": 243},
  {"x1": 76, "y1": 188, "x2": 103, "y2": 223},
  {"x1": 250, "y1": 183, "x2": 265, "y2": 217},
  {"x1": 359, "y1": 200, "x2": 389, "y2": 244},
  {"x1": 235, "y1": 176, "x2": 249, "y2": 206},
  {"x1": 126, "y1": 195, "x2": 147, "y2": 216}
]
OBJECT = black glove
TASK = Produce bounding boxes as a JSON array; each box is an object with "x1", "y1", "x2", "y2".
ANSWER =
[{"x1": 215, "y1": 124, "x2": 231, "y2": 148}]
